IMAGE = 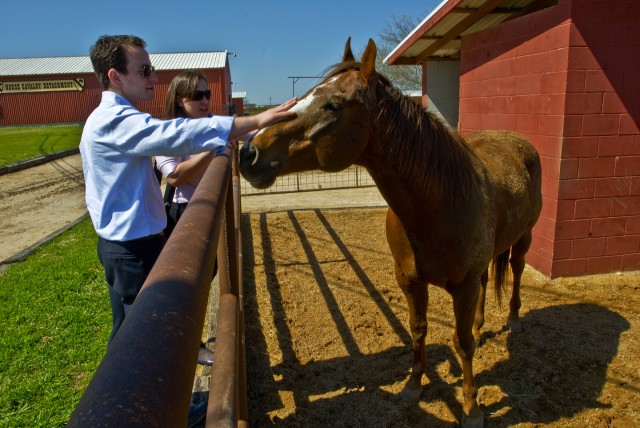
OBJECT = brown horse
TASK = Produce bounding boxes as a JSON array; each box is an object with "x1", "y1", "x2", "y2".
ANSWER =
[{"x1": 239, "y1": 38, "x2": 542, "y2": 427}]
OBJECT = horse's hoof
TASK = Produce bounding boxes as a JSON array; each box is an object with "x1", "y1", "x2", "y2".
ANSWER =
[
  {"x1": 506, "y1": 319, "x2": 522, "y2": 333},
  {"x1": 399, "y1": 380, "x2": 423, "y2": 402},
  {"x1": 461, "y1": 413, "x2": 484, "y2": 428}
]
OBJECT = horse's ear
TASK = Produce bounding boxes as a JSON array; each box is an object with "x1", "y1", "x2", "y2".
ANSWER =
[
  {"x1": 360, "y1": 38, "x2": 377, "y2": 81},
  {"x1": 342, "y1": 37, "x2": 355, "y2": 62}
]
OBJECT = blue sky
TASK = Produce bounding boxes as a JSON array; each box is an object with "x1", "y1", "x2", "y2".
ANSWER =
[{"x1": 1, "y1": 1, "x2": 440, "y2": 106}]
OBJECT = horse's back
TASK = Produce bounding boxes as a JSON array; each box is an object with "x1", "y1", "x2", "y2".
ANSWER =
[
  {"x1": 466, "y1": 130, "x2": 542, "y2": 250},
  {"x1": 466, "y1": 130, "x2": 540, "y2": 173},
  {"x1": 466, "y1": 130, "x2": 541, "y2": 193}
]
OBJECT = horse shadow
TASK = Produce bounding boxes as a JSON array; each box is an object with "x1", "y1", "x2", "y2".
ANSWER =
[{"x1": 476, "y1": 303, "x2": 630, "y2": 425}]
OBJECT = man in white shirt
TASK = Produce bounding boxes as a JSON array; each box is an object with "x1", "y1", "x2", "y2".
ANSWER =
[{"x1": 80, "y1": 34, "x2": 296, "y2": 344}]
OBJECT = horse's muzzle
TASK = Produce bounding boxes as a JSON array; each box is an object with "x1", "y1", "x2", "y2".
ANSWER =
[{"x1": 239, "y1": 140, "x2": 277, "y2": 189}]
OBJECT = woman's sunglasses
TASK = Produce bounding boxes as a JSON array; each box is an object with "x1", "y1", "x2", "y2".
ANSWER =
[
  {"x1": 138, "y1": 64, "x2": 156, "y2": 78},
  {"x1": 190, "y1": 90, "x2": 212, "y2": 101}
]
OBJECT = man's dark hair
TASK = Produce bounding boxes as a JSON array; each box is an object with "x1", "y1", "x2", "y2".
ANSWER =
[{"x1": 90, "y1": 35, "x2": 146, "y2": 90}]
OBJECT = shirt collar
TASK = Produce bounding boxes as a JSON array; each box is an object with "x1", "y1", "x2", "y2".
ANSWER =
[{"x1": 102, "y1": 90, "x2": 135, "y2": 108}]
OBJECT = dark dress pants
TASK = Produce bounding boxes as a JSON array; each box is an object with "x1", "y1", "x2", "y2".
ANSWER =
[{"x1": 97, "y1": 234, "x2": 165, "y2": 344}]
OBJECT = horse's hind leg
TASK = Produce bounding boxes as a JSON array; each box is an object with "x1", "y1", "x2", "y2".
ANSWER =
[
  {"x1": 472, "y1": 269, "x2": 488, "y2": 342},
  {"x1": 451, "y1": 277, "x2": 484, "y2": 428},
  {"x1": 395, "y1": 265, "x2": 428, "y2": 401},
  {"x1": 507, "y1": 230, "x2": 533, "y2": 332}
]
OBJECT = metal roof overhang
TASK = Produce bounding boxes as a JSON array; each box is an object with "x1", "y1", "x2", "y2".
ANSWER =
[
  {"x1": 0, "y1": 52, "x2": 228, "y2": 77},
  {"x1": 385, "y1": 0, "x2": 556, "y2": 65}
]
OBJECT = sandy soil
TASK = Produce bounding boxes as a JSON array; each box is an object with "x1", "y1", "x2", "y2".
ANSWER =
[
  {"x1": 3, "y1": 155, "x2": 639, "y2": 426},
  {"x1": 0, "y1": 154, "x2": 87, "y2": 265},
  {"x1": 0, "y1": 153, "x2": 385, "y2": 266},
  {"x1": 241, "y1": 208, "x2": 640, "y2": 427}
]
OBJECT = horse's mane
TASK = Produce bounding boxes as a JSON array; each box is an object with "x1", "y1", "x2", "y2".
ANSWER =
[{"x1": 324, "y1": 62, "x2": 479, "y2": 206}]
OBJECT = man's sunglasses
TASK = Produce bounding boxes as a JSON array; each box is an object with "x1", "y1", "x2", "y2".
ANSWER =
[
  {"x1": 139, "y1": 64, "x2": 156, "y2": 78},
  {"x1": 191, "y1": 90, "x2": 212, "y2": 101}
]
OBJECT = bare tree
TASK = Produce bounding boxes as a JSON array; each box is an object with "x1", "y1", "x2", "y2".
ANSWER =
[{"x1": 375, "y1": 14, "x2": 424, "y2": 91}]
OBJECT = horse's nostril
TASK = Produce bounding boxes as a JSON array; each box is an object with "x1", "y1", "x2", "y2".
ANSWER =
[{"x1": 251, "y1": 146, "x2": 260, "y2": 166}]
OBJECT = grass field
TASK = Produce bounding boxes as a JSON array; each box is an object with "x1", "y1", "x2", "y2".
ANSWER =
[
  {"x1": 0, "y1": 218, "x2": 108, "y2": 427},
  {"x1": 0, "y1": 125, "x2": 82, "y2": 167}
]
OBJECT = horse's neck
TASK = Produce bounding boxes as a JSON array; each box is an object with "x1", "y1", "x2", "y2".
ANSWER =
[
  {"x1": 361, "y1": 97, "x2": 479, "y2": 216},
  {"x1": 359, "y1": 154, "x2": 422, "y2": 213}
]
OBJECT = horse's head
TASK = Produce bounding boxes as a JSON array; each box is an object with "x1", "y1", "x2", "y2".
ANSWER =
[{"x1": 240, "y1": 38, "x2": 378, "y2": 188}]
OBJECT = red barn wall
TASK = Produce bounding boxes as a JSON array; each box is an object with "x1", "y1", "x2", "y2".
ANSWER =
[
  {"x1": 232, "y1": 97, "x2": 244, "y2": 116},
  {"x1": 459, "y1": 0, "x2": 640, "y2": 278},
  {"x1": 0, "y1": 66, "x2": 232, "y2": 126},
  {"x1": 137, "y1": 67, "x2": 231, "y2": 118},
  {"x1": 0, "y1": 73, "x2": 101, "y2": 125}
]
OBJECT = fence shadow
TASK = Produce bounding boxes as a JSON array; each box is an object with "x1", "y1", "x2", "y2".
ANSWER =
[{"x1": 242, "y1": 207, "x2": 633, "y2": 426}]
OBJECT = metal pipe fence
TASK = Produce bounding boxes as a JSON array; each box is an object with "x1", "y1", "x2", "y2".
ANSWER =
[
  {"x1": 68, "y1": 152, "x2": 375, "y2": 427},
  {"x1": 68, "y1": 148, "x2": 245, "y2": 427}
]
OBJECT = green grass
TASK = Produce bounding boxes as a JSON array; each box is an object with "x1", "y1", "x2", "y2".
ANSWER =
[
  {"x1": 0, "y1": 218, "x2": 109, "y2": 427},
  {"x1": 0, "y1": 125, "x2": 82, "y2": 167}
]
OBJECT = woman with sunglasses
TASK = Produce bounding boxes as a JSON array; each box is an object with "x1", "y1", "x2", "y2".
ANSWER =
[
  {"x1": 155, "y1": 71, "x2": 218, "y2": 239},
  {"x1": 154, "y1": 70, "x2": 222, "y2": 367}
]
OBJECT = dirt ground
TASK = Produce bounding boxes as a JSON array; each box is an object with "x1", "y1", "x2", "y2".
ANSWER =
[
  {"x1": 242, "y1": 208, "x2": 640, "y2": 427},
  {"x1": 3, "y1": 154, "x2": 639, "y2": 426},
  {"x1": 0, "y1": 154, "x2": 87, "y2": 265},
  {"x1": 0, "y1": 154, "x2": 384, "y2": 265}
]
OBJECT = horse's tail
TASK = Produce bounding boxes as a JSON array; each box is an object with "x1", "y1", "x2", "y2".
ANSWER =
[{"x1": 491, "y1": 249, "x2": 511, "y2": 307}]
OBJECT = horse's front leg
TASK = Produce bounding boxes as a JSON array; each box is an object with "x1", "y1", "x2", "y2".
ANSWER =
[
  {"x1": 386, "y1": 209, "x2": 428, "y2": 401},
  {"x1": 395, "y1": 263, "x2": 428, "y2": 401},
  {"x1": 451, "y1": 276, "x2": 484, "y2": 428}
]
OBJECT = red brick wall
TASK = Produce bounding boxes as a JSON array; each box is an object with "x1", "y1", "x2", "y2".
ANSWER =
[{"x1": 459, "y1": 0, "x2": 640, "y2": 277}]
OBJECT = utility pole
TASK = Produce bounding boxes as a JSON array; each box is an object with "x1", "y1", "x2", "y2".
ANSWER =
[{"x1": 287, "y1": 76, "x2": 323, "y2": 97}]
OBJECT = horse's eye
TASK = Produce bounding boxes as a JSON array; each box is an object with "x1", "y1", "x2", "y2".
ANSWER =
[{"x1": 323, "y1": 101, "x2": 342, "y2": 112}]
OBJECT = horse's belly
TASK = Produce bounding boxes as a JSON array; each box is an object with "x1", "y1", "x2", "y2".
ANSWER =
[{"x1": 386, "y1": 205, "x2": 494, "y2": 286}]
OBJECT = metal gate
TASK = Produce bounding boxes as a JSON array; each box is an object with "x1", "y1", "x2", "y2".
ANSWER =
[{"x1": 240, "y1": 165, "x2": 376, "y2": 195}]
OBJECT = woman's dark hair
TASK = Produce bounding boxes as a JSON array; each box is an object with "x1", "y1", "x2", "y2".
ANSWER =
[{"x1": 165, "y1": 70, "x2": 208, "y2": 118}]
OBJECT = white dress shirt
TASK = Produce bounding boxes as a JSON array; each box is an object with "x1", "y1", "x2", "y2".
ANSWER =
[{"x1": 80, "y1": 91, "x2": 233, "y2": 241}]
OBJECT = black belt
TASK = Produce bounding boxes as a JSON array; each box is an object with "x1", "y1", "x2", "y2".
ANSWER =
[{"x1": 126, "y1": 232, "x2": 165, "y2": 242}]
